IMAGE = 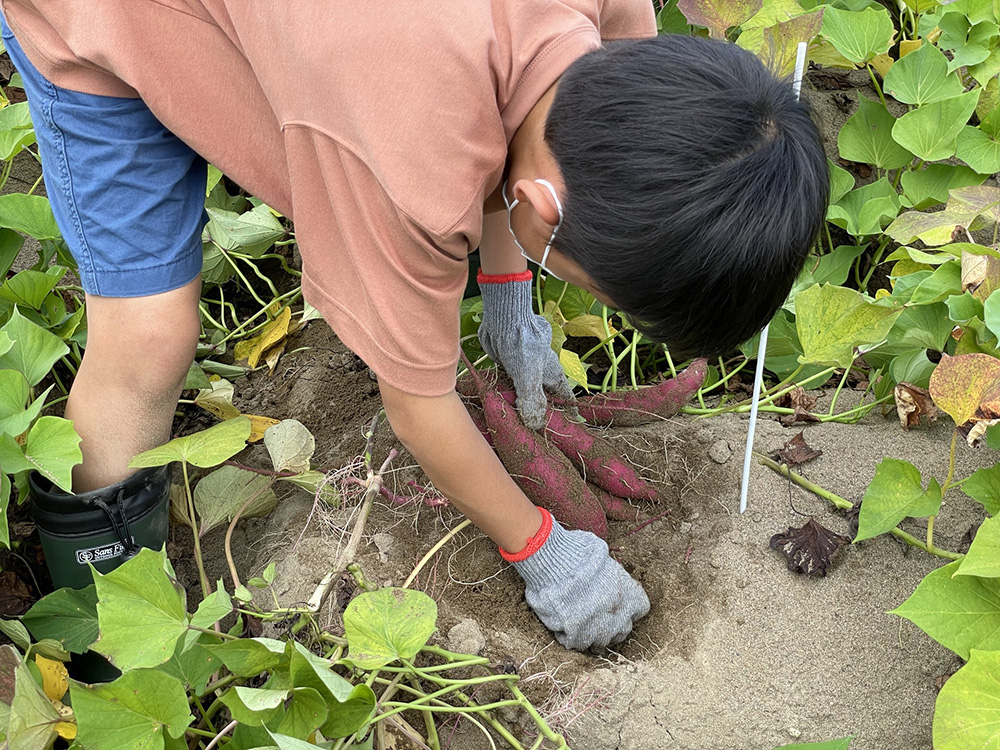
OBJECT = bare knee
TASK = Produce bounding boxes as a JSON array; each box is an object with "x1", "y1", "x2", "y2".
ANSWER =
[{"x1": 81, "y1": 279, "x2": 201, "y2": 395}]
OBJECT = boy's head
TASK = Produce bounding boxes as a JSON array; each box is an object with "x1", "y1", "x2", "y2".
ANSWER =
[{"x1": 543, "y1": 33, "x2": 829, "y2": 358}]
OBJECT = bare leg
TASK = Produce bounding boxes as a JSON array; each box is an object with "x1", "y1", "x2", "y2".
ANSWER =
[{"x1": 65, "y1": 278, "x2": 202, "y2": 492}]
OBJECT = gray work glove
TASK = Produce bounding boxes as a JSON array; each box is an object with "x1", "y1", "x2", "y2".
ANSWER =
[
  {"x1": 477, "y1": 273, "x2": 576, "y2": 430},
  {"x1": 505, "y1": 509, "x2": 650, "y2": 651}
]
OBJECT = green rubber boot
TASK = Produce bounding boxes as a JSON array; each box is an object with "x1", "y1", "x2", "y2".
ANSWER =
[{"x1": 28, "y1": 466, "x2": 171, "y2": 681}]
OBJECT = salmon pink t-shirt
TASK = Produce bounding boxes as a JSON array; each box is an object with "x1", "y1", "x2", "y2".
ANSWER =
[{"x1": 1, "y1": 0, "x2": 655, "y2": 395}]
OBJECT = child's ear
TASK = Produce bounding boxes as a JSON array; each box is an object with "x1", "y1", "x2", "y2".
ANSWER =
[{"x1": 510, "y1": 178, "x2": 562, "y2": 228}]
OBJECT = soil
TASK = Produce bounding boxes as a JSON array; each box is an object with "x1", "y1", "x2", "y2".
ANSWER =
[{"x1": 175, "y1": 321, "x2": 985, "y2": 750}]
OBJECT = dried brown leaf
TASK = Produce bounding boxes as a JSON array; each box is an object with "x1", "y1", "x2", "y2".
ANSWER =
[
  {"x1": 769, "y1": 519, "x2": 850, "y2": 577},
  {"x1": 777, "y1": 386, "x2": 820, "y2": 426},
  {"x1": 777, "y1": 431, "x2": 823, "y2": 467},
  {"x1": 895, "y1": 382, "x2": 938, "y2": 430}
]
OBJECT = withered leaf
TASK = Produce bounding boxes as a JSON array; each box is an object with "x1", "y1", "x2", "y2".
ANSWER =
[
  {"x1": 777, "y1": 386, "x2": 820, "y2": 426},
  {"x1": 769, "y1": 519, "x2": 850, "y2": 577},
  {"x1": 960, "y1": 417, "x2": 1000, "y2": 447},
  {"x1": 777, "y1": 431, "x2": 823, "y2": 467},
  {"x1": 895, "y1": 382, "x2": 938, "y2": 430}
]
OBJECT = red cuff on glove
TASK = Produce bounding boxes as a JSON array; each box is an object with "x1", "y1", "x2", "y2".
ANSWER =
[
  {"x1": 477, "y1": 269, "x2": 533, "y2": 285},
  {"x1": 499, "y1": 507, "x2": 553, "y2": 562}
]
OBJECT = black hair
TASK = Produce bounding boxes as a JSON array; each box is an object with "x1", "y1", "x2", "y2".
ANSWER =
[{"x1": 545, "y1": 34, "x2": 829, "y2": 358}]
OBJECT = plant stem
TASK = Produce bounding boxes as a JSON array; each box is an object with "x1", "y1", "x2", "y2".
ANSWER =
[
  {"x1": 403, "y1": 519, "x2": 472, "y2": 589},
  {"x1": 185, "y1": 727, "x2": 218, "y2": 739},
  {"x1": 306, "y1": 448, "x2": 395, "y2": 612},
  {"x1": 941, "y1": 430, "x2": 958, "y2": 493},
  {"x1": 182, "y1": 461, "x2": 212, "y2": 598},
  {"x1": 757, "y1": 455, "x2": 964, "y2": 561},
  {"x1": 867, "y1": 64, "x2": 888, "y2": 108},
  {"x1": 860, "y1": 236, "x2": 892, "y2": 291},
  {"x1": 224, "y1": 477, "x2": 277, "y2": 590},
  {"x1": 188, "y1": 625, "x2": 238, "y2": 640},
  {"x1": 205, "y1": 720, "x2": 237, "y2": 750}
]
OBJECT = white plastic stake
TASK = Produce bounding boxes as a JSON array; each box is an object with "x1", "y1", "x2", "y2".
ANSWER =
[{"x1": 739, "y1": 41, "x2": 809, "y2": 514}]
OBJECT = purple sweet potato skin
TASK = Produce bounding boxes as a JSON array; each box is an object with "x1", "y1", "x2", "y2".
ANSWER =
[
  {"x1": 489, "y1": 388, "x2": 659, "y2": 502},
  {"x1": 560, "y1": 358, "x2": 709, "y2": 427},
  {"x1": 542, "y1": 408, "x2": 658, "y2": 502},
  {"x1": 589, "y1": 484, "x2": 641, "y2": 522},
  {"x1": 473, "y1": 373, "x2": 608, "y2": 538}
]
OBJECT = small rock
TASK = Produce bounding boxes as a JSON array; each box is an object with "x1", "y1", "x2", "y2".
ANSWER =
[
  {"x1": 689, "y1": 512, "x2": 700, "y2": 521},
  {"x1": 448, "y1": 619, "x2": 486, "y2": 656},
  {"x1": 736, "y1": 617, "x2": 745, "y2": 625},
  {"x1": 651, "y1": 520, "x2": 665, "y2": 532},
  {"x1": 679, "y1": 522, "x2": 693, "y2": 534},
  {"x1": 708, "y1": 440, "x2": 732, "y2": 464},
  {"x1": 736, "y1": 578, "x2": 748, "y2": 590},
  {"x1": 696, "y1": 427, "x2": 714, "y2": 444},
  {"x1": 751, "y1": 511, "x2": 763, "y2": 523},
  {"x1": 373, "y1": 533, "x2": 395, "y2": 563},
  {"x1": 710, "y1": 558, "x2": 723, "y2": 570},
  {"x1": 787, "y1": 728, "x2": 802, "y2": 739}
]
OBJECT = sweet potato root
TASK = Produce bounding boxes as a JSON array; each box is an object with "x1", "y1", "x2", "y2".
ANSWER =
[
  {"x1": 589, "y1": 483, "x2": 641, "y2": 522},
  {"x1": 461, "y1": 358, "x2": 608, "y2": 537},
  {"x1": 556, "y1": 359, "x2": 708, "y2": 427}
]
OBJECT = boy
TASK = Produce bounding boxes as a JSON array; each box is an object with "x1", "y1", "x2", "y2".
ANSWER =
[{"x1": 2, "y1": 0, "x2": 828, "y2": 651}]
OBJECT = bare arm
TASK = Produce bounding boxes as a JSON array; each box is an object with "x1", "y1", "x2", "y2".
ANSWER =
[
  {"x1": 378, "y1": 378, "x2": 542, "y2": 553},
  {"x1": 478, "y1": 209, "x2": 526, "y2": 276}
]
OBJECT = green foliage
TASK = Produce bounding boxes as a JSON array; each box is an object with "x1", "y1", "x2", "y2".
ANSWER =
[
  {"x1": 855, "y1": 458, "x2": 942, "y2": 541},
  {"x1": 933, "y1": 650, "x2": 1000, "y2": 749},
  {"x1": 891, "y1": 562, "x2": 1000, "y2": 659},
  {"x1": 343, "y1": 588, "x2": 438, "y2": 670}
]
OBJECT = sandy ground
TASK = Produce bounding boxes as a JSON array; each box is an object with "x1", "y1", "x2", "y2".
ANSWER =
[{"x1": 215, "y1": 324, "x2": 986, "y2": 750}]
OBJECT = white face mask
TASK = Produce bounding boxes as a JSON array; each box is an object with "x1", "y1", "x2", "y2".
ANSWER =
[{"x1": 503, "y1": 178, "x2": 564, "y2": 280}]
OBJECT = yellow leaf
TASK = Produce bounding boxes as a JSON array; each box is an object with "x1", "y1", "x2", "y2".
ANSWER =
[
  {"x1": 875, "y1": 288, "x2": 891, "y2": 300},
  {"x1": 870, "y1": 53, "x2": 894, "y2": 79},
  {"x1": 542, "y1": 300, "x2": 567, "y2": 328},
  {"x1": 195, "y1": 379, "x2": 241, "y2": 421},
  {"x1": 563, "y1": 314, "x2": 614, "y2": 339},
  {"x1": 264, "y1": 340, "x2": 287, "y2": 373},
  {"x1": 245, "y1": 306, "x2": 292, "y2": 368},
  {"x1": 34, "y1": 655, "x2": 68, "y2": 702},
  {"x1": 558, "y1": 349, "x2": 589, "y2": 391},
  {"x1": 899, "y1": 39, "x2": 922, "y2": 58},
  {"x1": 246, "y1": 414, "x2": 281, "y2": 443},
  {"x1": 234, "y1": 337, "x2": 256, "y2": 362},
  {"x1": 56, "y1": 722, "x2": 77, "y2": 740}
]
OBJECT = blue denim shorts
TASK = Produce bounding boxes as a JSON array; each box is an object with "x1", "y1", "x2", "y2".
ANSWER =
[{"x1": 1, "y1": 16, "x2": 207, "y2": 297}]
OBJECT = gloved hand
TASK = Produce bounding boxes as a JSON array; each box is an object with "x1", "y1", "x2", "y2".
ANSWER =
[
  {"x1": 477, "y1": 270, "x2": 577, "y2": 430},
  {"x1": 502, "y1": 508, "x2": 650, "y2": 651}
]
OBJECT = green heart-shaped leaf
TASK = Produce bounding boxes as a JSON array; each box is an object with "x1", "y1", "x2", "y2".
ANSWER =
[
  {"x1": 855, "y1": 458, "x2": 943, "y2": 542},
  {"x1": 891, "y1": 561, "x2": 1000, "y2": 659},
  {"x1": 91, "y1": 547, "x2": 188, "y2": 670},
  {"x1": 820, "y1": 5, "x2": 894, "y2": 64},
  {"x1": 838, "y1": 96, "x2": 914, "y2": 169},
  {"x1": 22, "y1": 585, "x2": 99, "y2": 654},
  {"x1": 796, "y1": 284, "x2": 903, "y2": 368},
  {"x1": 962, "y1": 464, "x2": 1000, "y2": 515},
  {"x1": 129, "y1": 415, "x2": 251, "y2": 469},
  {"x1": 70, "y1": 668, "x2": 193, "y2": 749},
  {"x1": 883, "y1": 41, "x2": 963, "y2": 105},
  {"x1": 955, "y1": 515, "x2": 1000, "y2": 577},
  {"x1": 892, "y1": 90, "x2": 981, "y2": 162},
  {"x1": 344, "y1": 588, "x2": 437, "y2": 670},
  {"x1": 933, "y1": 649, "x2": 1000, "y2": 750}
]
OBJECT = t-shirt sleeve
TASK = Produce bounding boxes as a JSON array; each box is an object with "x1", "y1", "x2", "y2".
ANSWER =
[
  {"x1": 599, "y1": 0, "x2": 657, "y2": 40},
  {"x1": 287, "y1": 126, "x2": 469, "y2": 398}
]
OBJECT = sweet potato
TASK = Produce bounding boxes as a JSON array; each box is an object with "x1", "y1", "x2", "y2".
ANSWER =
[
  {"x1": 460, "y1": 357, "x2": 608, "y2": 537},
  {"x1": 589, "y1": 483, "x2": 641, "y2": 522},
  {"x1": 489, "y1": 387, "x2": 659, "y2": 502},
  {"x1": 556, "y1": 359, "x2": 708, "y2": 427}
]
